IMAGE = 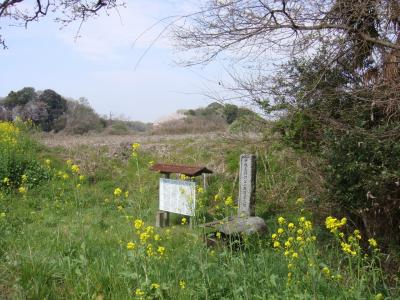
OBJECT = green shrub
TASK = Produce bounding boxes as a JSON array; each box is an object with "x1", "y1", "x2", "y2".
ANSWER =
[{"x1": 0, "y1": 121, "x2": 50, "y2": 191}]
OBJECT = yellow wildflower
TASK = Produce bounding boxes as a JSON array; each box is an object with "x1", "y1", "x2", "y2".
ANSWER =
[
  {"x1": 66, "y1": 159, "x2": 73, "y2": 166},
  {"x1": 197, "y1": 187, "x2": 204, "y2": 194},
  {"x1": 132, "y1": 143, "x2": 140, "y2": 150},
  {"x1": 292, "y1": 252, "x2": 299, "y2": 259},
  {"x1": 135, "y1": 288, "x2": 145, "y2": 296},
  {"x1": 374, "y1": 293, "x2": 384, "y2": 300},
  {"x1": 146, "y1": 244, "x2": 154, "y2": 256},
  {"x1": 3, "y1": 177, "x2": 10, "y2": 185},
  {"x1": 124, "y1": 191, "x2": 129, "y2": 198},
  {"x1": 278, "y1": 216, "x2": 286, "y2": 224},
  {"x1": 284, "y1": 250, "x2": 290, "y2": 256},
  {"x1": 296, "y1": 236, "x2": 303, "y2": 242},
  {"x1": 277, "y1": 228, "x2": 284, "y2": 234},
  {"x1": 353, "y1": 230, "x2": 362, "y2": 240},
  {"x1": 134, "y1": 219, "x2": 144, "y2": 229},
  {"x1": 296, "y1": 197, "x2": 304, "y2": 204},
  {"x1": 18, "y1": 186, "x2": 26, "y2": 194},
  {"x1": 297, "y1": 229, "x2": 303, "y2": 235},
  {"x1": 21, "y1": 174, "x2": 28, "y2": 183},
  {"x1": 154, "y1": 234, "x2": 161, "y2": 241},
  {"x1": 224, "y1": 196, "x2": 234, "y2": 206},
  {"x1": 62, "y1": 173, "x2": 69, "y2": 180},
  {"x1": 273, "y1": 241, "x2": 281, "y2": 248},
  {"x1": 216, "y1": 232, "x2": 221, "y2": 239},
  {"x1": 76, "y1": 184, "x2": 81, "y2": 189},
  {"x1": 214, "y1": 194, "x2": 220, "y2": 201},
  {"x1": 179, "y1": 280, "x2": 186, "y2": 289},
  {"x1": 368, "y1": 238, "x2": 378, "y2": 248},
  {"x1": 114, "y1": 187, "x2": 122, "y2": 197},
  {"x1": 322, "y1": 267, "x2": 330, "y2": 276},
  {"x1": 181, "y1": 217, "x2": 187, "y2": 225},
  {"x1": 117, "y1": 205, "x2": 123, "y2": 211},
  {"x1": 284, "y1": 241, "x2": 292, "y2": 248},
  {"x1": 157, "y1": 246, "x2": 165, "y2": 256},
  {"x1": 271, "y1": 233, "x2": 277, "y2": 239},
  {"x1": 139, "y1": 232, "x2": 150, "y2": 244},
  {"x1": 45, "y1": 159, "x2": 51, "y2": 166},
  {"x1": 150, "y1": 283, "x2": 160, "y2": 290},
  {"x1": 79, "y1": 175, "x2": 85, "y2": 181},
  {"x1": 127, "y1": 242, "x2": 135, "y2": 250},
  {"x1": 288, "y1": 223, "x2": 295, "y2": 229},
  {"x1": 71, "y1": 164, "x2": 80, "y2": 174}
]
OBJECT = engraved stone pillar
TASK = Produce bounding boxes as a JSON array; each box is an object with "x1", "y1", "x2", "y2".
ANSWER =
[{"x1": 238, "y1": 154, "x2": 256, "y2": 217}]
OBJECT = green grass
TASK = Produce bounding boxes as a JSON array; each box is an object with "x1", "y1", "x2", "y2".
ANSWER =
[{"x1": 0, "y1": 129, "x2": 398, "y2": 299}]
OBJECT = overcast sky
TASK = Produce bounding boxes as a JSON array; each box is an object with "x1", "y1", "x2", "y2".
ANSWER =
[{"x1": 0, "y1": 0, "x2": 233, "y2": 122}]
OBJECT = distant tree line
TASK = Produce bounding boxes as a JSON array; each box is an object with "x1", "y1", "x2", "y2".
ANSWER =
[{"x1": 0, "y1": 87, "x2": 151, "y2": 134}]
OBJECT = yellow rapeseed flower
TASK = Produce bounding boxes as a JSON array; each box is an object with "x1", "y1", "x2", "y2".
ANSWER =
[
  {"x1": 71, "y1": 164, "x2": 80, "y2": 174},
  {"x1": 134, "y1": 219, "x2": 144, "y2": 229},
  {"x1": 132, "y1": 143, "x2": 140, "y2": 150},
  {"x1": 127, "y1": 242, "x2": 135, "y2": 250},
  {"x1": 157, "y1": 246, "x2": 165, "y2": 256},
  {"x1": 322, "y1": 267, "x2": 330, "y2": 276},
  {"x1": 150, "y1": 283, "x2": 160, "y2": 290},
  {"x1": 273, "y1": 241, "x2": 281, "y2": 248},
  {"x1": 368, "y1": 238, "x2": 378, "y2": 248},
  {"x1": 224, "y1": 196, "x2": 234, "y2": 206},
  {"x1": 179, "y1": 280, "x2": 186, "y2": 289},
  {"x1": 374, "y1": 293, "x2": 384, "y2": 300},
  {"x1": 135, "y1": 288, "x2": 145, "y2": 296},
  {"x1": 114, "y1": 187, "x2": 122, "y2": 197},
  {"x1": 21, "y1": 174, "x2": 28, "y2": 183}
]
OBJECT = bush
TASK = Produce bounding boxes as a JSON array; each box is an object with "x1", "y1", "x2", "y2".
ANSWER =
[
  {"x1": 323, "y1": 125, "x2": 400, "y2": 243},
  {"x1": 0, "y1": 121, "x2": 50, "y2": 191}
]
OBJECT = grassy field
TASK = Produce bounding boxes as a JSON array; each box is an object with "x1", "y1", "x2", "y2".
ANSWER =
[{"x1": 0, "y1": 123, "x2": 398, "y2": 299}]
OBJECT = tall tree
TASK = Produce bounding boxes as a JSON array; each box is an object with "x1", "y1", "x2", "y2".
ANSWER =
[{"x1": 0, "y1": 0, "x2": 125, "y2": 48}]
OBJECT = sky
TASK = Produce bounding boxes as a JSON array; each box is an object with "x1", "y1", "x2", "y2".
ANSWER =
[{"x1": 0, "y1": 0, "x2": 233, "y2": 122}]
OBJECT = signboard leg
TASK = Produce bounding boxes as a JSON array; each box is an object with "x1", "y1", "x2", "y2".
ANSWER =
[{"x1": 156, "y1": 210, "x2": 169, "y2": 228}]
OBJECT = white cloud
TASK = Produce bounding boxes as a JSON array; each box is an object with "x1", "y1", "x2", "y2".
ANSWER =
[{"x1": 57, "y1": 0, "x2": 197, "y2": 61}]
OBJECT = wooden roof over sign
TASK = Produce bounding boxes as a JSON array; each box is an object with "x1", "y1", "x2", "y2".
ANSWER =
[{"x1": 150, "y1": 163, "x2": 213, "y2": 177}]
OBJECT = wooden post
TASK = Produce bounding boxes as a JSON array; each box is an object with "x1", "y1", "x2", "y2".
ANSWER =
[{"x1": 202, "y1": 173, "x2": 208, "y2": 190}]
